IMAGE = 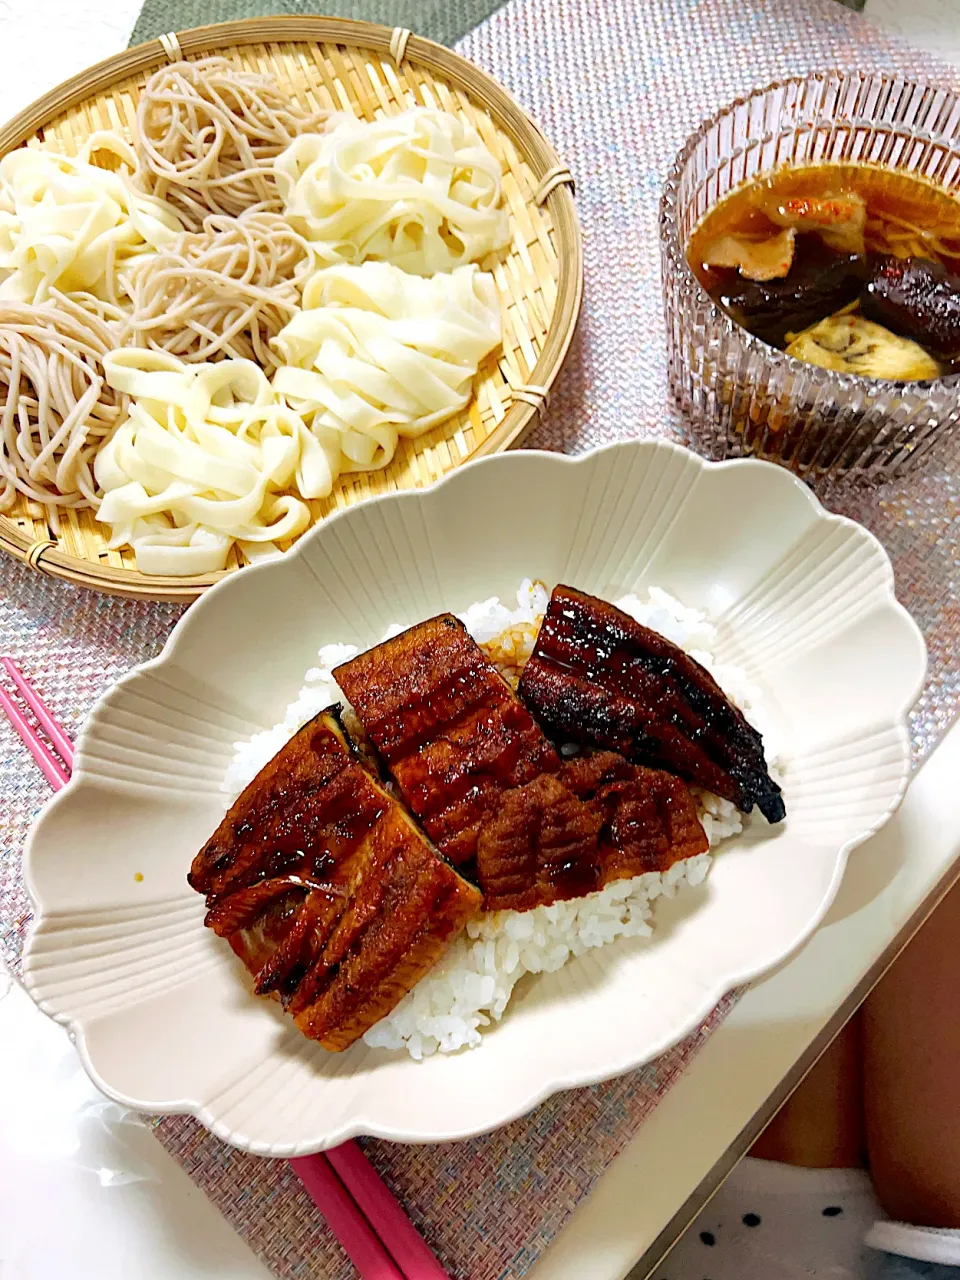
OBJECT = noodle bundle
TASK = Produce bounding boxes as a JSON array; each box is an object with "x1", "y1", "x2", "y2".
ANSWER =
[
  {"x1": 273, "y1": 262, "x2": 503, "y2": 472},
  {"x1": 0, "y1": 57, "x2": 512, "y2": 578},
  {"x1": 0, "y1": 292, "x2": 127, "y2": 528},
  {"x1": 123, "y1": 210, "x2": 315, "y2": 369},
  {"x1": 275, "y1": 109, "x2": 510, "y2": 275},
  {"x1": 136, "y1": 58, "x2": 327, "y2": 229},
  {"x1": 0, "y1": 132, "x2": 183, "y2": 305},
  {"x1": 96, "y1": 350, "x2": 339, "y2": 575}
]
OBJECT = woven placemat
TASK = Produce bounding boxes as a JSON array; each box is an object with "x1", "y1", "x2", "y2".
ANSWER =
[
  {"x1": 131, "y1": 0, "x2": 507, "y2": 48},
  {"x1": 1, "y1": 0, "x2": 957, "y2": 1277}
]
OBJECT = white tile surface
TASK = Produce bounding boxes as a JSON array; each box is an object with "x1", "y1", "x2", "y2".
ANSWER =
[{"x1": 0, "y1": 975, "x2": 272, "y2": 1280}]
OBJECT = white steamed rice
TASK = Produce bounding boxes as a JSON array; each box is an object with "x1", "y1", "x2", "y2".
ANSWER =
[{"x1": 222, "y1": 580, "x2": 781, "y2": 1060}]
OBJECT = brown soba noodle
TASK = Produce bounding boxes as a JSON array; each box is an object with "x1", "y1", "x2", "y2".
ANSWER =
[
  {"x1": 123, "y1": 210, "x2": 314, "y2": 368},
  {"x1": 135, "y1": 57, "x2": 327, "y2": 229},
  {"x1": 0, "y1": 293, "x2": 128, "y2": 529}
]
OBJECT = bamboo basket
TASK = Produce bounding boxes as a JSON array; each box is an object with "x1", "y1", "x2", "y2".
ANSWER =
[{"x1": 0, "y1": 17, "x2": 582, "y2": 602}]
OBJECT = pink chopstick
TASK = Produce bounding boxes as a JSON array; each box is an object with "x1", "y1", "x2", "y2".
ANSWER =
[
  {"x1": 2, "y1": 659, "x2": 74, "y2": 768},
  {"x1": 326, "y1": 1143, "x2": 450, "y2": 1280},
  {"x1": 1, "y1": 660, "x2": 449, "y2": 1280},
  {"x1": 291, "y1": 1155, "x2": 404, "y2": 1279},
  {"x1": 0, "y1": 681, "x2": 70, "y2": 790}
]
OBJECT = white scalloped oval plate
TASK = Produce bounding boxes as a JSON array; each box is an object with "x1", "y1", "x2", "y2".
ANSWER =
[{"x1": 22, "y1": 441, "x2": 925, "y2": 1155}]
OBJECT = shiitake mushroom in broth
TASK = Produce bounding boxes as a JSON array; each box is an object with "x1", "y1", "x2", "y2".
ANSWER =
[{"x1": 687, "y1": 163, "x2": 960, "y2": 380}]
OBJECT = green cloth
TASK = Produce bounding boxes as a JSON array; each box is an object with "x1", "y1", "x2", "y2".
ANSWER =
[{"x1": 130, "y1": 0, "x2": 506, "y2": 49}]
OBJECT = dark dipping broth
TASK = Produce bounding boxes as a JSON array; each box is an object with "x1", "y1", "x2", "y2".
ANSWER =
[{"x1": 686, "y1": 163, "x2": 960, "y2": 381}]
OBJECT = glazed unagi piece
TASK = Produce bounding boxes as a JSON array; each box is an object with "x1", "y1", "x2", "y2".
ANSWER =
[
  {"x1": 189, "y1": 708, "x2": 481, "y2": 1051},
  {"x1": 562, "y1": 751, "x2": 709, "y2": 881},
  {"x1": 518, "y1": 587, "x2": 785, "y2": 824},
  {"x1": 476, "y1": 751, "x2": 708, "y2": 912},
  {"x1": 334, "y1": 614, "x2": 560, "y2": 864}
]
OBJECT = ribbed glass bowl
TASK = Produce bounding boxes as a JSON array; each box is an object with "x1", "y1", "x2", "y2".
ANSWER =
[{"x1": 660, "y1": 70, "x2": 960, "y2": 482}]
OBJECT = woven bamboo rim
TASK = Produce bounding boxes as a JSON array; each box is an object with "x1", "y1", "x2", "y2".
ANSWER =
[{"x1": 0, "y1": 17, "x2": 582, "y2": 602}]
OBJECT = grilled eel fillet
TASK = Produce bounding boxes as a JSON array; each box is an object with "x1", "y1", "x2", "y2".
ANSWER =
[
  {"x1": 188, "y1": 708, "x2": 481, "y2": 1051},
  {"x1": 334, "y1": 614, "x2": 560, "y2": 865},
  {"x1": 518, "y1": 586, "x2": 785, "y2": 824},
  {"x1": 476, "y1": 751, "x2": 709, "y2": 912}
]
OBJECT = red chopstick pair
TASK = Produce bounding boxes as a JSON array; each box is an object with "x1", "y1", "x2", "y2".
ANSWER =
[{"x1": 0, "y1": 657, "x2": 447, "y2": 1280}]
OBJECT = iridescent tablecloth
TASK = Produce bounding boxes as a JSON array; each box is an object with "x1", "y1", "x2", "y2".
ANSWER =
[{"x1": 1, "y1": 0, "x2": 957, "y2": 1277}]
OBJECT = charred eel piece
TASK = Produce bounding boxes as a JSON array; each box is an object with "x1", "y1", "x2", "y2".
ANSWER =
[
  {"x1": 518, "y1": 586, "x2": 785, "y2": 823},
  {"x1": 334, "y1": 614, "x2": 560, "y2": 865},
  {"x1": 189, "y1": 707, "x2": 481, "y2": 1051},
  {"x1": 476, "y1": 751, "x2": 708, "y2": 912}
]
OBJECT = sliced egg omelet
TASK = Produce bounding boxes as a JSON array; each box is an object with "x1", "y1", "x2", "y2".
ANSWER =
[{"x1": 785, "y1": 312, "x2": 941, "y2": 381}]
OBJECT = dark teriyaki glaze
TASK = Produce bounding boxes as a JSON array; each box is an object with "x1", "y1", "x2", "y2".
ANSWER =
[
  {"x1": 188, "y1": 707, "x2": 481, "y2": 1050},
  {"x1": 476, "y1": 771, "x2": 603, "y2": 910},
  {"x1": 203, "y1": 874, "x2": 344, "y2": 936},
  {"x1": 335, "y1": 613, "x2": 560, "y2": 865},
  {"x1": 475, "y1": 752, "x2": 709, "y2": 912},
  {"x1": 191, "y1": 709, "x2": 381, "y2": 900},
  {"x1": 518, "y1": 587, "x2": 785, "y2": 824}
]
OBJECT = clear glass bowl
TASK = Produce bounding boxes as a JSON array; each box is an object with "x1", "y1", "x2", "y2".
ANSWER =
[{"x1": 660, "y1": 70, "x2": 960, "y2": 481}]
